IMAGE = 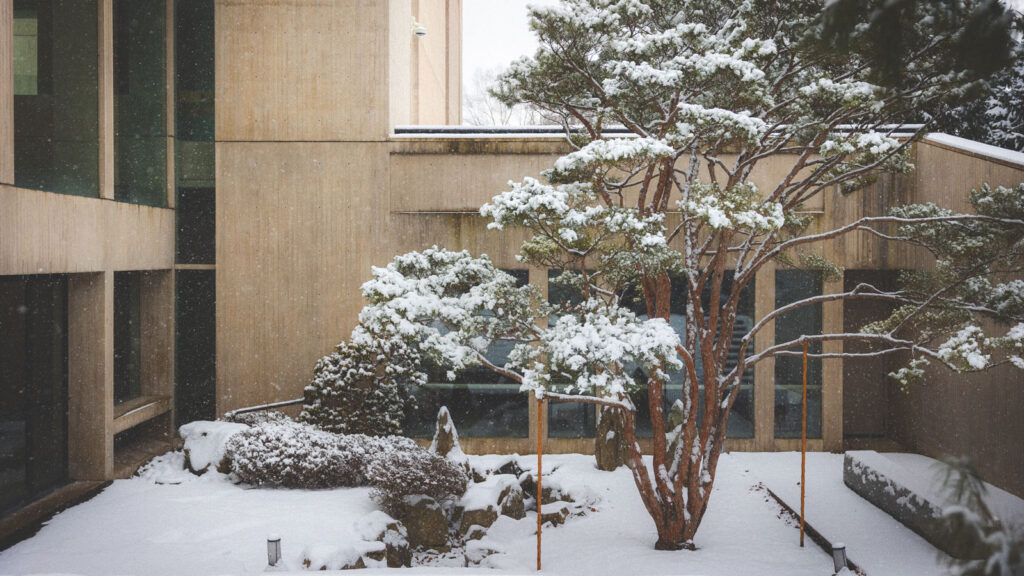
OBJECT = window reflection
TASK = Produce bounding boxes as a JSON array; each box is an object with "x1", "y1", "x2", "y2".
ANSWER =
[
  {"x1": 404, "y1": 269, "x2": 530, "y2": 438},
  {"x1": 774, "y1": 270, "x2": 823, "y2": 439},
  {"x1": 13, "y1": 0, "x2": 100, "y2": 197}
]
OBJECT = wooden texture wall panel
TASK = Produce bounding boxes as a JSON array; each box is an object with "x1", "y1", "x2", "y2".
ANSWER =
[
  {"x1": 888, "y1": 363, "x2": 1024, "y2": 497},
  {"x1": 886, "y1": 140, "x2": 1024, "y2": 496},
  {"x1": 99, "y1": 0, "x2": 114, "y2": 199},
  {"x1": 389, "y1": 213, "x2": 531, "y2": 269},
  {"x1": 0, "y1": 1, "x2": 12, "y2": 185},
  {"x1": 915, "y1": 140, "x2": 1024, "y2": 208},
  {"x1": 390, "y1": 151, "x2": 562, "y2": 212},
  {"x1": 215, "y1": 0, "x2": 389, "y2": 142},
  {"x1": 216, "y1": 142, "x2": 391, "y2": 414},
  {"x1": 68, "y1": 272, "x2": 114, "y2": 480},
  {"x1": 0, "y1": 186, "x2": 175, "y2": 275}
]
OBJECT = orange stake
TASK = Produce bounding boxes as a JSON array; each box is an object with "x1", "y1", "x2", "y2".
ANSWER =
[
  {"x1": 537, "y1": 395, "x2": 543, "y2": 571},
  {"x1": 800, "y1": 341, "x2": 808, "y2": 547}
]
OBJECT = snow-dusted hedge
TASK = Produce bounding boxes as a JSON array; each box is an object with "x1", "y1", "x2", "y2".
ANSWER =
[
  {"x1": 224, "y1": 420, "x2": 422, "y2": 489},
  {"x1": 367, "y1": 445, "x2": 469, "y2": 515}
]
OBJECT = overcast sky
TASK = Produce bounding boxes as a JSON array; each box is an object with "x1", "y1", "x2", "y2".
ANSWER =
[
  {"x1": 462, "y1": 0, "x2": 555, "y2": 87},
  {"x1": 462, "y1": 0, "x2": 1024, "y2": 92}
]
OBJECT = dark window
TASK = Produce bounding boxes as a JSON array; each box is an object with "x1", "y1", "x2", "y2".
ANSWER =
[
  {"x1": 113, "y1": 0, "x2": 167, "y2": 206},
  {"x1": 175, "y1": 0, "x2": 215, "y2": 188},
  {"x1": 774, "y1": 269, "x2": 823, "y2": 439},
  {"x1": 114, "y1": 272, "x2": 143, "y2": 405},
  {"x1": 175, "y1": 270, "x2": 216, "y2": 426},
  {"x1": 13, "y1": 0, "x2": 100, "y2": 197},
  {"x1": 406, "y1": 270, "x2": 531, "y2": 438},
  {"x1": 0, "y1": 276, "x2": 68, "y2": 515},
  {"x1": 624, "y1": 272, "x2": 756, "y2": 439},
  {"x1": 175, "y1": 188, "x2": 215, "y2": 264}
]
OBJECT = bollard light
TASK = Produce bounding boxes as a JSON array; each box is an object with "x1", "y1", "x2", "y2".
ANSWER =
[
  {"x1": 831, "y1": 542, "x2": 847, "y2": 573},
  {"x1": 267, "y1": 534, "x2": 282, "y2": 567}
]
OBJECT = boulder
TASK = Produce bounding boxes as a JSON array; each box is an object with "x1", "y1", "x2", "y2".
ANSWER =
[
  {"x1": 464, "y1": 540, "x2": 502, "y2": 567},
  {"x1": 498, "y1": 483, "x2": 525, "y2": 520},
  {"x1": 460, "y1": 507, "x2": 498, "y2": 536},
  {"x1": 463, "y1": 524, "x2": 488, "y2": 541},
  {"x1": 458, "y1": 474, "x2": 525, "y2": 535},
  {"x1": 539, "y1": 501, "x2": 572, "y2": 527},
  {"x1": 301, "y1": 543, "x2": 380, "y2": 571},
  {"x1": 178, "y1": 421, "x2": 248, "y2": 475},
  {"x1": 429, "y1": 406, "x2": 462, "y2": 459},
  {"x1": 401, "y1": 495, "x2": 449, "y2": 552},
  {"x1": 520, "y1": 473, "x2": 572, "y2": 506},
  {"x1": 353, "y1": 510, "x2": 412, "y2": 568}
]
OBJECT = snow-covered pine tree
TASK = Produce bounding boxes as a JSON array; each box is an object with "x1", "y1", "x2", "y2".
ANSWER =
[
  {"x1": 351, "y1": 0, "x2": 1024, "y2": 550},
  {"x1": 300, "y1": 334, "x2": 424, "y2": 436}
]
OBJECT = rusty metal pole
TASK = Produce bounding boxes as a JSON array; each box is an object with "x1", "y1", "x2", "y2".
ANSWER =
[
  {"x1": 537, "y1": 394, "x2": 543, "y2": 571},
  {"x1": 800, "y1": 340, "x2": 808, "y2": 547}
]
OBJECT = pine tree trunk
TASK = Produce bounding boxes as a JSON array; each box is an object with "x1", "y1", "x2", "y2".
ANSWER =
[{"x1": 594, "y1": 406, "x2": 626, "y2": 471}]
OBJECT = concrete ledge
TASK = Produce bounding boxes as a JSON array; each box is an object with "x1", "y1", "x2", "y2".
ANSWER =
[{"x1": 843, "y1": 451, "x2": 974, "y2": 559}]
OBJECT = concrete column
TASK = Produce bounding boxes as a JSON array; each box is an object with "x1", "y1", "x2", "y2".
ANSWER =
[
  {"x1": 0, "y1": 1, "x2": 13, "y2": 185},
  {"x1": 141, "y1": 269, "x2": 175, "y2": 438},
  {"x1": 68, "y1": 271, "x2": 114, "y2": 480}
]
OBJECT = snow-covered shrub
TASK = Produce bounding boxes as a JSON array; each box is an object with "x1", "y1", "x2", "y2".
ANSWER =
[
  {"x1": 223, "y1": 410, "x2": 291, "y2": 426},
  {"x1": 225, "y1": 420, "x2": 365, "y2": 488},
  {"x1": 178, "y1": 420, "x2": 249, "y2": 474},
  {"x1": 366, "y1": 443, "x2": 469, "y2": 516},
  {"x1": 300, "y1": 337, "x2": 423, "y2": 436}
]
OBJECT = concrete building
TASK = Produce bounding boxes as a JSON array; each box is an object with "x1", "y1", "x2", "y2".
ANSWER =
[{"x1": 1, "y1": 0, "x2": 1021, "y2": 533}]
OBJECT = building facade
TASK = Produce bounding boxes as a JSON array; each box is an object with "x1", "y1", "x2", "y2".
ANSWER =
[{"x1": 1, "y1": 0, "x2": 1022, "y2": 525}]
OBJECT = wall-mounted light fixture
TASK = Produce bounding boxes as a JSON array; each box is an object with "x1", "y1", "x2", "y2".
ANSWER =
[{"x1": 412, "y1": 18, "x2": 427, "y2": 37}]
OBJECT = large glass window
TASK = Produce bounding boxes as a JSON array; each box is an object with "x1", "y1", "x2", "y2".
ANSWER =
[
  {"x1": 625, "y1": 273, "x2": 756, "y2": 439},
  {"x1": 114, "y1": 272, "x2": 143, "y2": 405},
  {"x1": 13, "y1": 0, "x2": 99, "y2": 197},
  {"x1": 546, "y1": 271, "x2": 597, "y2": 438},
  {"x1": 0, "y1": 276, "x2": 68, "y2": 515},
  {"x1": 114, "y1": 0, "x2": 167, "y2": 206},
  {"x1": 774, "y1": 270, "x2": 823, "y2": 438},
  {"x1": 175, "y1": 0, "x2": 214, "y2": 190},
  {"x1": 405, "y1": 270, "x2": 531, "y2": 438}
]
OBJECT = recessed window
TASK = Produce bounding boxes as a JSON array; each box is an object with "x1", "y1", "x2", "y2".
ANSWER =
[
  {"x1": 114, "y1": 272, "x2": 143, "y2": 405},
  {"x1": 113, "y1": 0, "x2": 167, "y2": 207},
  {"x1": 13, "y1": 0, "x2": 100, "y2": 197},
  {"x1": 774, "y1": 269, "x2": 823, "y2": 439}
]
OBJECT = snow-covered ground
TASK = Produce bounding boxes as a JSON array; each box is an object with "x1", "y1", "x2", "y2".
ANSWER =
[
  {"x1": 6, "y1": 450, "x2": 1011, "y2": 576},
  {"x1": 739, "y1": 451, "x2": 1024, "y2": 576}
]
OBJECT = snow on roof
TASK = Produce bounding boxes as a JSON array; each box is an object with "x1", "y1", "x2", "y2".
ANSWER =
[{"x1": 924, "y1": 133, "x2": 1024, "y2": 168}]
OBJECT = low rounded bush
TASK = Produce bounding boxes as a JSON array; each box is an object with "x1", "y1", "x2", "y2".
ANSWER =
[
  {"x1": 223, "y1": 419, "x2": 427, "y2": 489},
  {"x1": 226, "y1": 420, "x2": 364, "y2": 488},
  {"x1": 366, "y1": 444, "x2": 469, "y2": 515}
]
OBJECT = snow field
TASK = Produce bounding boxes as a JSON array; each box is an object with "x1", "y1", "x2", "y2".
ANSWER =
[{"x1": 0, "y1": 453, "x2": 837, "y2": 576}]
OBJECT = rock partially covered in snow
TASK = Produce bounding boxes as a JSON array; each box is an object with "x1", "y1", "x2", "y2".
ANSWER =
[
  {"x1": 458, "y1": 474, "x2": 525, "y2": 537},
  {"x1": 429, "y1": 406, "x2": 466, "y2": 464},
  {"x1": 353, "y1": 511, "x2": 412, "y2": 568},
  {"x1": 178, "y1": 421, "x2": 249, "y2": 474},
  {"x1": 520, "y1": 472, "x2": 573, "y2": 507},
  {"x1": 401, "y1": 495, "x2": 449, "y2": 552},
  {"x1": 301, "y1": 541, "x2": 386, "y2": 571}
]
